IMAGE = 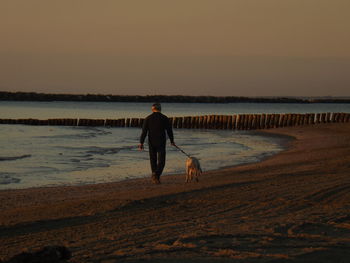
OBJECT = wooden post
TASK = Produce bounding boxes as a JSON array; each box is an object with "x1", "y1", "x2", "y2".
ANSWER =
[
  {"x1": 197, "y1": 116, "x2": 201, "y2": 129},
  {"x1": 226, "y1": 115, "x2": 232, "y2": 130},
  {"x1": 273, "y1": 114, "x2": 279, "y2": 128},
  {"x1": 302, "y1": 114, "x2": 307, "y2": 125},
  {"x1": 134, "y1": 118, "x2": 140, "y2": 127},
  {"x1": 272, "y1": 114, "x2": 278, "y2": 128},
  {"x1": 239, "y1": 114, "x2": 245, "y2": 130},
  {"x1": 189, "y1": 116, "x2": 194, "y2": 128},
  {"x1": 98, "y1": 119, "x2": 105, "y2": 126},
  {"x1": 309, "y1": 113, "x2": 315, "y2": 125},
  {"x1": 205, "y1": 115, "x2": 210, "y2": 129},
  {"x1": 211, "y1": 115, "x2": 217, "y2": 129},
  {"x1": 78, "y1": 119, "x2": 87, "y2": 126},
  {"x1": 259, "y1": 114, "x2": 265, "y2": 129},
  {"x1": 265, "y1": 114, "x2": 271, "y2": 129},
  {"x1": 334, "y1": 112, "x2": 339, "y2": 122},
  {"x1": 105, "y1": 119, "x2": 112, "y2": 127},
  {"x1": 255, "y1": 114, "x2": 261, "y2": 129},
  {"x1": 294, "y1": 114, "x2": 299, "y2": 126},
  {"x1": 242, "y1": 114, "x2": 248, "y2": 130},
  {"x1": 240, "y1": 114, "x2": 246, "y2": 130},
  {"x1": 279, "y1": 114, "x2": 285, "y2": 127},
  {"x1": 178, "y1": 116, "x2": 183, "y2": 128},
  {"x1": 221, "y1": 115, "x2": 226, "y2": 129},
  {"x1": 346, "y1": 113, "x2": 350, "y2": 122},
  {"x1": 195, "y1": 116, "x2": 200, "y2": 128},
  {"x1": 115, "y1": 119, "x2": 120, "y2": 127},
  {"x1": 199, "y1": 116, "x2": 204, "y2": 129},
  {"x1": 188, "y1": 116, "x2": 193, "y2": 128},
  {"x1": 119, "y1": 118, "x2": 124, "y2": 127},
  {"x1": 250, "y1": 114, "x2": 257, "y2": 130},
  {"x1": 341, "y1": 113, "x2": 346, "y2": 122},
  {"x1": 314, "y1": 113, "x2": 320, "y2": 124},
  {"x1": 130, "y1": 118, "x2": 138, "y2": 127},
  {"x1": 201, "y1": 116, "x2": 206, "y2": 129},
  {"x1": 345, "y1": 113, "x2": 350, "y2": 123},
  {"x1": 231, "y1": 115, "x2": 237, "y2": 130},
  {"x1": 246, "y1": 114, "x2": 251, "y2": 130},
  {"x1": 243, "y1": 114, "x2": 248, "y2": 130},
  {"x1": 236, "y1": 115, "x2": 241, "y2": 130},
  {"x1": 306, "y1": 113, "x2": 312, "y2": 125},
  {"x1": 168, "y1": 117, "x2": 173, "y2": 128},
  {"x1": 273, "y1": 113, "x2": 280, "y2": 128},
  {"x1": 307, "y1": 113, "x2": 313, "y2": 125},
  {"x1": 215, "y1": 115, "x2": 220, "y2": 129},
  {"x1": 183, "y1": 116, "x2": 187, "y2": 128},
  {"x1": 290, "y1": 114, "x2": 296, "y2": 126},
  {"x1": 39, "y1": 119, "x2": 48, "y2": 125},
  {"x1": 269, "y1": 114, "x2": 275, "y2": 128},
  {"x1": 297, "y1": 114, "x2": 302, "y2": 126},
  {"x1": 207, "y1": 115, "x2": 212, "y2": 129},
  {"x1": 194, "y1": 116, "x2": 199, "y2": 129},
  {"x1": 179, "y1": 117, "x2": 184, "y2": 128},
  {"x1": 182, "y1": 117, "x2": 188, "y2": 128},
  {"x1": 326, "y1": 112, "x2": 331, "y2": 123},
  {"x1": 173, "y1": 117, "x2": 179, "y2": 128},
  {"x1": 106, "y1": 119, "x2": 115, "y2": 127}
]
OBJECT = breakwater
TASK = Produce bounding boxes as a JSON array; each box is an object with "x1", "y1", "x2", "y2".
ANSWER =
[{"x1": 0, "y1": 112, "x2": 349, "y2": 130}]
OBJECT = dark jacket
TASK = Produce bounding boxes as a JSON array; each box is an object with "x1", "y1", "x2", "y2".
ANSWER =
[{"x1": 140, "y1": 112, "x2": 174, "y2": 147}]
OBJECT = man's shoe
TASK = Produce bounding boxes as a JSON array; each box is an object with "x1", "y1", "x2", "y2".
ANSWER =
[
  {"x1": 152, "y1": 173, "x2": 161, "y2": 184},
  {"x1": 151, "y1": 173, "x2": 158, "y2": 184}
]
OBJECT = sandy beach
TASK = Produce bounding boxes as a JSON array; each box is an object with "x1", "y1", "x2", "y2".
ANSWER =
[{"x1": 0, "y1": 123, "x2": 349, "y2": 262}]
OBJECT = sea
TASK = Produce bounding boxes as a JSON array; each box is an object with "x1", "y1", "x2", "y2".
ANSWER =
[{"x1": 1, "y1": 101, "x2": 349, "y2": 190}]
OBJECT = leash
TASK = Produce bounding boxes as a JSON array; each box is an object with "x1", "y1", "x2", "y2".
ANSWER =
[{"x1": 174, "y1": 144, "x2": 191, "y2": 158}]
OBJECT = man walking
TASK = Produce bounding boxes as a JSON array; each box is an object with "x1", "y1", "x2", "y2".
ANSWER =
[{"x1": 139, "y1": 103, "x2": 175, "y2": 184}]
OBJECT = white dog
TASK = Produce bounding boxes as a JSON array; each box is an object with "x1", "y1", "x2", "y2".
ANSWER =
[{"x1": 185, "y1": 157, "x2": 202, "y2": 182}]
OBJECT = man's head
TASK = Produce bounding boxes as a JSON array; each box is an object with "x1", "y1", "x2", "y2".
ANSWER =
[{"x1": 152, "y1": 103, "x2": 161, "y2": 112}]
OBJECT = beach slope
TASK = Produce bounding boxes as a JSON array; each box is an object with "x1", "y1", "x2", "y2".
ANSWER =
[{"x1": 1, "y1": 123, "x2": 350, "y2": 262}]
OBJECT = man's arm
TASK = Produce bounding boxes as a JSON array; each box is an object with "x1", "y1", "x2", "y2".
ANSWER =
[
  {"x1": 165, "y1": 117, "x2": 175, "y2": 145},
  {"x1": 139, "y1": 118, "x2": 148, "y2": 150}
]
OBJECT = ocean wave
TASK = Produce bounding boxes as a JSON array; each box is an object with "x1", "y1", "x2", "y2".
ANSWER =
[
  {"x1": 0, "y1": 174, "x2": 21, "y2": 184},
  {"x1": 0, "y1": 154, "x2": 32, "y2": 161},
  {"x1": 36, "y1": 127, "x2": 112, "y2": 140},
  {"x1": 86, "y1": 146, "x2": 133, "y2": 155}
]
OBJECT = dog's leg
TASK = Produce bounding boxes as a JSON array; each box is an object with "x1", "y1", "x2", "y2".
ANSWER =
[
  {"x1": 186, "y1": 166, "x2": 189, "y2": 183},
  {"x1": 195, "y1": 170, "x2": 199, "y2": 182},
  {"x1": 188, "y1": 169, "x2": 193, "y2": 182}
]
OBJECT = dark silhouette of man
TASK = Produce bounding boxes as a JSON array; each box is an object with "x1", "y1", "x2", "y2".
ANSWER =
[{"x1": 139, "y1": 103, "x2": 175, "y2": 184}]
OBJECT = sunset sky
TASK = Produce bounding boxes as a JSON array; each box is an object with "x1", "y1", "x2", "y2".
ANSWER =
[{"x1": 1, "y1": 0, "x2": 349, "y2": 96}]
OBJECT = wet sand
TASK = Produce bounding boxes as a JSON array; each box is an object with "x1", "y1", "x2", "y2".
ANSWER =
[{"x1": 1, "y1": 123, "x2": 349, "y2": 262}]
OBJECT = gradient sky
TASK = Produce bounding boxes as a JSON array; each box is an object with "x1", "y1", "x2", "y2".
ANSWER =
[{"x1": 1, "y1": 0, "x2": 349, "y2": 96}]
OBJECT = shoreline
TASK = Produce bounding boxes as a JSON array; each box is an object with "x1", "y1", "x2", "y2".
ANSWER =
[
  {"x1": 1, "y1": 123, "x2": 349, "y2": 262},
  {"x1": 0, "y1": 128, "x2": 292, "y2": 191}
]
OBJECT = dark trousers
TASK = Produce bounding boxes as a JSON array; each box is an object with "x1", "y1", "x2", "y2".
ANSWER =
[{"x1": 148, "y1": 144, "x2": 166, "y2": 177}]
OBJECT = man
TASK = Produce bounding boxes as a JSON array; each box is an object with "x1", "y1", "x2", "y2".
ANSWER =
[{"x1": 139, "y1": 103, "x2": 175, "y2": 184}]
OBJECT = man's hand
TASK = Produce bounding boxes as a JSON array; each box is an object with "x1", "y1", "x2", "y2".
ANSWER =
[
  {"x1": 138, "y1": 144, "x2": 144, "y2": 151},
  {"x1": 171, "y1": 142, "x2": 176, "y2": 147}
]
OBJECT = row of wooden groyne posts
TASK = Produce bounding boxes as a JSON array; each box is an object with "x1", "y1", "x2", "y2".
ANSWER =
[{"x1": 1, "y1": 112, "x2": 349, "y2": 130}]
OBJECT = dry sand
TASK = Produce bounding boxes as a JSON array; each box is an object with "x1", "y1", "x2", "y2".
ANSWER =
[{"x1": 0, "y1": 123, "x2": 349, "y2": 262}]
